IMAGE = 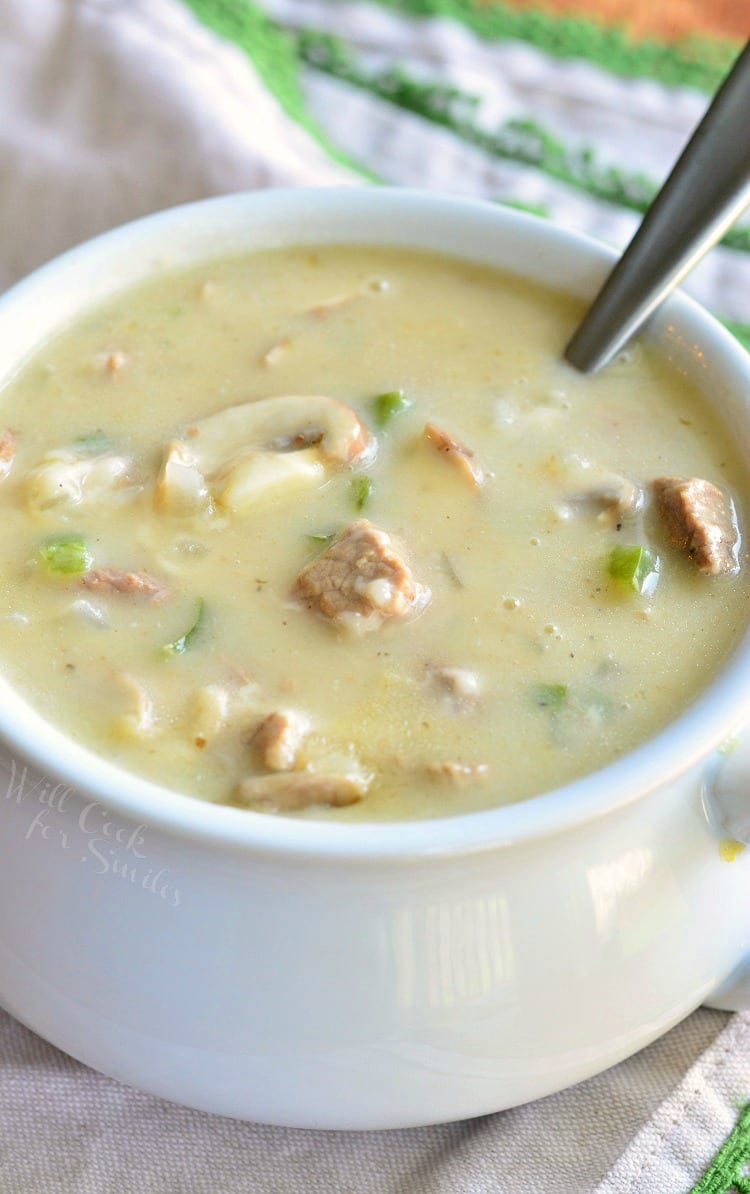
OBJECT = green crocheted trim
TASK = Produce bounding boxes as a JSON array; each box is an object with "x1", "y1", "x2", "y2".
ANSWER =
[
  {"x1": 296, "y1": 30, "x2": 750, "y2": 254},
  {"x1": 329, "y1": 0, "x2": 739, "y2": 94},
  {"x1": 689, "y1": 1102, "x2": 750, "y2": 1194},
  {"x1": 180, "y1": 0, "x2": 370, "y2": 176}
]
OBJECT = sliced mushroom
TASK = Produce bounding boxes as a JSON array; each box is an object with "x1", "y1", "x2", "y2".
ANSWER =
[
  {"x1": 24, "y1": 448, "x2": 131, "y2": 512},
  {"x1": 584, "y1": 475, "x2": 642, "y2": 524},
  {"x1": 424, "y1": 423, "x2": 484, "y2": 489},
  {"x1": 155, "y1": 440, "x2": 210, "y2": 514},
  {"x1": 233, "y1": 771, "x2": 364, "y2": 812},
  {"x1": 157, "y1": 395, "x2": 371, "y2": 513},
  {"x1": 551, "y1": 457, "x2": 642, "y2": 525}
]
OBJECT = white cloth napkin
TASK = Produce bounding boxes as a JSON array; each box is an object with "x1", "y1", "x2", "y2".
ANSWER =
[{"x1": 1, "y1": 1, "x2": 749, "y2": 1190}]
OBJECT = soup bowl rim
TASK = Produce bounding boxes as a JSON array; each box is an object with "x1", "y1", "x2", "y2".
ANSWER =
[{"x1": 1, "y1": 186, "x2": 749, "y2": 861}]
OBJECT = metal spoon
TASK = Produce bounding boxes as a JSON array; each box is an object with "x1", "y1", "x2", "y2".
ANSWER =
[{"x1": 565, "y1": 40, "x2": 750, "y2": 374}]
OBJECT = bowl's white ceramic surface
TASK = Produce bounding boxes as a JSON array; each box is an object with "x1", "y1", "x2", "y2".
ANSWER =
[{"x1": 0, "y1": 189, "x2": 749, "y2": 1129}]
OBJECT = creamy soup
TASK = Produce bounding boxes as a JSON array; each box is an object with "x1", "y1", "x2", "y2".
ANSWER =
[{"x1": 0, "y1": 246, "x2": 747, "y2": 821}]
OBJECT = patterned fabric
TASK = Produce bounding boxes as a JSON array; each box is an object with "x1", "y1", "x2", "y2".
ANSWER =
[
  {"x1": 187, "y1": 0, "x2": 750, "y2": 347},
  {"x1": 596, "y1": 1016, "x2": 750, "y2": 1194}
]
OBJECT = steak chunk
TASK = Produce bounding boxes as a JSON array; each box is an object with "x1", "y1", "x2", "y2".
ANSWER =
[
  {"x1": 653, "y1": 476, "x2": 740, "y2": 575},
  {"x1": 250, "y1": 709, "x2": 309, "y2": 772},
  {"x1": 292, "y1": 519, "x2": 430, "y2": 633},
  {"x1": 82, "y1": 568, "x2": 167, "y2": 600}
]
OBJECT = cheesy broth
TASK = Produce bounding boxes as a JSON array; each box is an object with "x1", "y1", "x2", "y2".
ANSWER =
[{"x1": 0, "y1": 245, "x2": 747, "y2": 820}]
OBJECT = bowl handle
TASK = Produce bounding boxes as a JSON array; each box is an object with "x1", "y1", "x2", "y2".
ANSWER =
[
  {"x1": 700, "y1": 739, "x2": 750, "y2": 1010},
  {"x1": 704, "y1": 960, "x2": 750, "y2": 1012},
  {"x1": 701, "y1": 733, "x2": 750, "y2": 847}
]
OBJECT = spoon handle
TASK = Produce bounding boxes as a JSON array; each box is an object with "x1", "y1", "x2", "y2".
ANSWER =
[{"x1": 565, "y1": 41, "x2": 750, "y2": 374}]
